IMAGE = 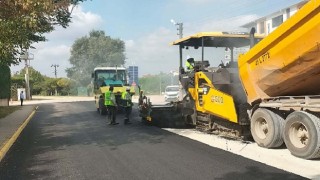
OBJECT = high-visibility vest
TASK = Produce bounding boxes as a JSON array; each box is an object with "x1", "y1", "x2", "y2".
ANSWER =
[
  {"x1": 185, "y1": 61, "x2": 194, "y2": 70},
  {"x1": 121, "y1": 91, "x2": 132, "y2": 107},
  {"x1": 105, "y1": 91, "x2": 115, "y2": 106}
]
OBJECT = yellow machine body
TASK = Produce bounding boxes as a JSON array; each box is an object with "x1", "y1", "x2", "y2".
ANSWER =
[
  {"x1": 189, "y1": 72, "x2": 238, "y2": 123},
  {"x1": 171, "y1": 32, "x2": 264, "y2": 125}
]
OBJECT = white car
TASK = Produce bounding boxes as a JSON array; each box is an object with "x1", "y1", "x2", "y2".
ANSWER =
[{"x1": 164, "y1": 85, "x2": 180, "y2": 102}]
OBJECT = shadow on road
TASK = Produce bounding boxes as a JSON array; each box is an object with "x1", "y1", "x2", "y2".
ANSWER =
[{"x1": 0, "y1": 102, "x2": 307, "y2": 180}]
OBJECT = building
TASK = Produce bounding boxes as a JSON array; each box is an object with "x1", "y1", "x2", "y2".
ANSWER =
[
  {"x1": 224, "y1": 1, "x2": 308, "y2": 62},
  {"x1": 127, "y1": 66, "x2": 138, "y2": 86},
  {"x1": 242, "y1": 1, "x2": 308, "y2": 35}
]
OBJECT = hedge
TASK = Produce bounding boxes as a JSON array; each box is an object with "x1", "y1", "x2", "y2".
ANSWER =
[{"x1": 0, "y1": 64, "x2": 11, "y2": 99}]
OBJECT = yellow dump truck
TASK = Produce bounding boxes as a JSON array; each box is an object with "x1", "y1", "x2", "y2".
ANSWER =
[
  {"x1": 140, "y1": 0, "x2": 320, "y2": 159},
  {"x1": 238, "y1": 0, "x2": 320, "y2": 159},
  {"x1": 92, "y1": 67, "x2": 134, "y2": 115}
]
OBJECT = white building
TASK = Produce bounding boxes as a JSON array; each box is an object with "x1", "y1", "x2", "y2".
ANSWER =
[
  {"x1": 242, "y1": 0, "x2": 308, "y2": 35},
  {"x1": 224, "y1": 1, "x2": 308, "y2": 62}
]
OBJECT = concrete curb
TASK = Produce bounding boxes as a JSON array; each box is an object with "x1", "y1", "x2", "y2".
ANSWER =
[{"x1": 0, "y1": 106, "x2": 38, "y2": 162}]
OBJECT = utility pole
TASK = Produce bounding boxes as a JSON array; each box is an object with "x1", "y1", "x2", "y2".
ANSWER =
[
  {"x1": 51, "y1": 64, "x2": 59, "y2": 96},
  {"x1": 21, "y1": 50, "x2": 33, "y2": 100},
  {"x1": 24, "y1": 57, "x2": 30, "y2": 100},
  {"x1": 51, "y1": 64, "x2": 59, "y2": 78},
  {"x1": 171, "y1": 19, "x2": 183, "y2": 38},
  {"x1": 171, "y1": 19, "x2": 184, "y2": 72},
  {"x1": 159, "y1": 74, "x2": 162, "y2": 95},
  {"x1": 177, "y1": 22, "x2": 183, "y2": 38}
]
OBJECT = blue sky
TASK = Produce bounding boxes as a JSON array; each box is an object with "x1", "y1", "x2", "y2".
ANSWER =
[
  {"x1": 81, "y1": 0, "x2": 302, "y2": 39},
  {"x1": 11, "y1": 0, "x2": 303, "y2": 77}
]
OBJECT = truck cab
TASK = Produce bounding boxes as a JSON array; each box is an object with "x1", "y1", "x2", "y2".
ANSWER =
[{"x1": 92, "y1": 67, "x2": 134, "y2": 115}]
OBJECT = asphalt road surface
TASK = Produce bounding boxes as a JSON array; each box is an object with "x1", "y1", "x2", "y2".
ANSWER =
[{"x1": 0, "y1": 101, "x2": 305, "y2": 180}]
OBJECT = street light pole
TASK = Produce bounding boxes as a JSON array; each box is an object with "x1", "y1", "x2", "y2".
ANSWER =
[
  {"x1": 171, "y1": 19, "x2": 184, "y2": 73},
  {"x1": 177, "y1": 22, "x2": 183, "y2": 39},
  {"x1": 171, "y1": 19, "x2": 183, "y2": 38}
]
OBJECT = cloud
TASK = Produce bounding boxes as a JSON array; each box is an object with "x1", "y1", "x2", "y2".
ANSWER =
[
  {"x1": 125, "y1": 27, "x2": 179, "y2": 76},
  {"x1": 185, "y1": 14, "x2": 259, "y2": 34},
  {"x1": 11, "y1": 43, "x2": 71, "y2": 77},
  {"x1": 178, "y1": 0, "x2": 219, "y2": 4},
  {"x1": 46, "y1": 6, "x2": 104, "y2": 44},
  {"x1": 125, "y1": 14, "x2": 259, "y2": 76},
  {"x1": 11, "y1": 4, "x2": 260, "y2": 79},
  {"x1": 31, "y1": 44, "x2": 71, "y2": 77},
  {"x1": 11, "y1": 5, "x2": 103, "y2": 77}
]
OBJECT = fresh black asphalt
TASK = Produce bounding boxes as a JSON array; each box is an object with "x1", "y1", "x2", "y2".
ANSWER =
[{"x1": 0, "y1": 101, "x2": 305, "y2": 179}]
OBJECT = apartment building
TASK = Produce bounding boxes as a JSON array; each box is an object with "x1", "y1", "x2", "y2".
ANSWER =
[{"x1": 242, "y1": 0, "x2": 308, "y2": 35}]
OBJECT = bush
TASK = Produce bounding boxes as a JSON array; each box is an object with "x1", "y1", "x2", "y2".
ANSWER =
[{"x1": 0, "y1": 64, "x2": 11, "y2": 100}]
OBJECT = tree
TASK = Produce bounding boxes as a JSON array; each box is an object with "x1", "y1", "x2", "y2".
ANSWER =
[
  {"x1": 43, "y1": 78, "x2": 58, "y2": 96},
  {"x1": 13, "y1": 67, "x2": 46, "y2": 95},
  {"x1": 12, "y1": 68, "x2": 75, "y2": 96},
  {"x1": 57, "y1": 78, "x2": 73, "y2": 95},
  {"x1": 0, "y1": 65, "x2": 11, "y2": 105},
  {"x1": 66, "y1": 30, "x2": 126, "y2": 86},
  {"x1": 0, "y1": 0, "x2": 86, "y2": 105},
  {"x1": 0, "y1": 0, "x2": 86, "y2": 66},
  {"x1": 138, "y1": 73, "x2": 178, "y2": 95}
]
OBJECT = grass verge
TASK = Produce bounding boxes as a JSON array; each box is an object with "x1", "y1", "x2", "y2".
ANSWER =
[{"x1": 0, "y1": 106, "x2": 20, "y2": 119}]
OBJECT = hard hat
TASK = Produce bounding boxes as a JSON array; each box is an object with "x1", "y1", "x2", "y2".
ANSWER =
[{"x1": 126, "y1": 87, "x2": 130, "y2": 91}]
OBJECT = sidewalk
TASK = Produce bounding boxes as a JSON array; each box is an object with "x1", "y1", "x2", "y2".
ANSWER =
[{"x1": 0, "y1": 104, "x2": 37, "y2": 162}]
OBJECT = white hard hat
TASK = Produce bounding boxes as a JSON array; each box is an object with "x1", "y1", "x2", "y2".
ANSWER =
[{"x1": 126, "y1": 87, "x2": 130, "y2": 91}]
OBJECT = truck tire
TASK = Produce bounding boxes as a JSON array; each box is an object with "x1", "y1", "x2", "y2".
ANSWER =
[
  {"x1": 283, "y1": 111, "x2": 320, "y2": 159},
  {"x1": 98, "y1": 98, "x2": 107, "y2": 115},
  {"x1": 251, "y1": 108, "x2": 284, "y2": 148}
]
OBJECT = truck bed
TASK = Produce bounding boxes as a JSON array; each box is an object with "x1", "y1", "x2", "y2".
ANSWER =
[{"x1": 238, "y1": 0, "x2": 320, "y2": 104}]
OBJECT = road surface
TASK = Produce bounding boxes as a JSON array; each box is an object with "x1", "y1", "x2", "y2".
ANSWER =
[{"x1": 0, "y1": 101, "x2": 305, "y2": 179}]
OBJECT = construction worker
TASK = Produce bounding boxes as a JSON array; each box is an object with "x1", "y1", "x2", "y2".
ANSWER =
[
  {"x1": 105, "y1": 86, "x2": 118, "y2": 125},
  {"x1": 121, "y1": 87, "x2": 133, "y2": 124},
  {"x1": 138, "y1": 90, "x2": 144, "y2": 107},
  {"x1": 185, "y1": 56, "x2": 194, "y2": 71}
]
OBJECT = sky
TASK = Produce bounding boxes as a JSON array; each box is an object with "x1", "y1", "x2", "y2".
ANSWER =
[{"x1": 10, "y1": 0, "x2": 303, "y2": 78}]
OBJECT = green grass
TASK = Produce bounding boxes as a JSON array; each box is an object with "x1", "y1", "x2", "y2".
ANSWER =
[{"x1": 0, "y1": 106, "x2": 20, "y2": 119}]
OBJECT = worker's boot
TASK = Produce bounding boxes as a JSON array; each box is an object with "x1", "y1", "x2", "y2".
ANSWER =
[{"x1": 124, "y1": 118, "x2": 131, "y2": 124}]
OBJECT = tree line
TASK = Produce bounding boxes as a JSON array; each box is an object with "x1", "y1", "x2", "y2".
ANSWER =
[
  {"x1": 0, "y1": 0, "x2": 174, "y2": 104},
  {"x1": 11, "y1": 67, "x2": 77, "y2": 97},
  {"x1": 0, "y1": 0, "x2": 87, "y2": 105},
  {"x1": 11, "y1": 67, "x2": 180, "y2": 97},
  {"x1": 139, "y1": 73, "x2": 179, "y2": 95}
]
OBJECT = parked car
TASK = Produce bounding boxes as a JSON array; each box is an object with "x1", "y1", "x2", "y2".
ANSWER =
[{"x1": 164, "y1": 85, "x2": 179, "y2": 102}]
